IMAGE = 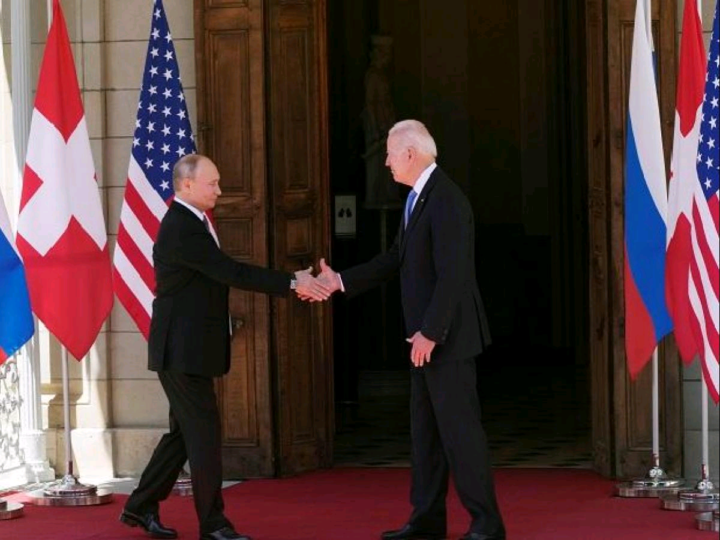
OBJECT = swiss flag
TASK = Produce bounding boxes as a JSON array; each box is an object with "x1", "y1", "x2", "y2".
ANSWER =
[
  {"x1": 16, "y1": 0, "x2": 113, "y2": 360},
  {"x1": 665, "y1": 0, "x2": 719, "y2": 402}
]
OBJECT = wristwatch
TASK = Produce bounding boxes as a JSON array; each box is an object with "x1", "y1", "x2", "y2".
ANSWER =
[{"x1": 290, "y1": 277, "x2": 298, "y2": 290}]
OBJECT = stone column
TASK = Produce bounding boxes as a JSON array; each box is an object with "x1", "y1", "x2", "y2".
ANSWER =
[{"x1": 12, "y1": 0, "x2": 54, "y2": 484}]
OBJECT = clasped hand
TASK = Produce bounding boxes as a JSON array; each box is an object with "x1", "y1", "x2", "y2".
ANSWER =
[{"x1": 294, "y1": 259, "x2": 341, "y2": 302}]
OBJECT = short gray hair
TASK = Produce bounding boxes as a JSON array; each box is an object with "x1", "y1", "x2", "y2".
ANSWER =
[
  {"x1": 388, "y1": 120, "x2": 437, "y2": 158},
  {"x1": 172, "y1": 154, "x2": 206, "y2": 192}
]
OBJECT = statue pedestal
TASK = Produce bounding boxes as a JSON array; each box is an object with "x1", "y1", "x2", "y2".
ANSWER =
[{"x1": 363, "y1": 204, "x2": 401, "y2": 368}]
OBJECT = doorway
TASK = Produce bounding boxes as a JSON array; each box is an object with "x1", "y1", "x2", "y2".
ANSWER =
[
  {"x1": 192, "y1": 0, "x2": 683, "y2": 480},
  {"x1": 327, "y1": 0, "x2": 592, "y2": 469}
]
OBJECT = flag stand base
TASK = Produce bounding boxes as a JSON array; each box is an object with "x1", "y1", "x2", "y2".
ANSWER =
[
  {"x1": 661, "y1": 479, "x2": 719, "y2": 512},
  {"x1": 695, "y1": 510, "x2": 719, "y2": 532},
  {"x1": 0, "y1": 499, "x2": 24, "y2": 520},
  {"x1": 172, "y1": 469, "x2": 193, "y2": 497},
  {"x1": 615, "y1": 466, "x2": 684, "y2": 497},
  {"x1": 26, "y1": 474, "x2": 113, "y2": 506}
]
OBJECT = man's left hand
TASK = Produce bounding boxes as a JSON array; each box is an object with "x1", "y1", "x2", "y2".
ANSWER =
[{"x1": 406, "y1": 332, "x2": 436, "y2": 367}]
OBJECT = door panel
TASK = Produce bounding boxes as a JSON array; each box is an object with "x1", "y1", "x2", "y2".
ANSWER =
[
  {"x1": 194, "y1": 0, "x2": 332, "y2": 478},
  {"x1": 195, "y1": 0, "x2": 274, "y2": 477},
  {"x1": 267, "y1": 0, "x2": 333, "y2": 475}
]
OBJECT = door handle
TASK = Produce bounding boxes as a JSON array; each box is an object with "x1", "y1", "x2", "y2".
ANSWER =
[{"x1": 231, "y1": 316, "x2": 245, "y2": 330}]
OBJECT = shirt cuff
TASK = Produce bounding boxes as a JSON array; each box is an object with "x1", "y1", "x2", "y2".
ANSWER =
[{"x1": 338, "y1": 273, "x2": 346, "y2": 293}]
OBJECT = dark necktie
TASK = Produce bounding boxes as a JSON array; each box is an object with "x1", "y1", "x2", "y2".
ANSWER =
[{"x1": 404, "y1": 190, "x2": 418, "y2": 229}]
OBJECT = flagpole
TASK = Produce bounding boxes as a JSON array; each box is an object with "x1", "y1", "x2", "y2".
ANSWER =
[
  {"x1": 661, "y1": 380, "x2": 719, "y2": 511},
  {"x1": 616, "y1": 348, "x2": 684, "y2": 497},
  {"x1": 651, "y1": 349, "x2": 660, "y2": 464},
  {"x1": 61, "y1": 347, "x2": 72, "y2": 478},
  {"x1": 27, "y1": 346, "x2": 112, "y2": 506},
  {"x1": 701, "y1": 382, "x2": 709, "y2": 484}
]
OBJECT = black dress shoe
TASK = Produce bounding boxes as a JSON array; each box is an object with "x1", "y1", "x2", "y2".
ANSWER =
[
  {"x1": 460, "y1": 533, "x2": 506, "y2": 540},
  {"x1": 119, "y1": 509, "x2": 178, "y2": 539},
  {"x1": 381, "y1": 524, "x2": 446, "y2": 540},
  {"x1": 200, "y1": 526, "x2": 252, "y2": 540}
]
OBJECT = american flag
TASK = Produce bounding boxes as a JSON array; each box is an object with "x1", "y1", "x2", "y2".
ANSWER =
[
  {"x1": 667, "y1": 0, "x2": 719, "y2": 404},
  {"x1": 692, "y1": 2, "x2": 719, "y2": 401},
  {"x1": 113, "y1": 0, "x2": 195, "y2": 338}
]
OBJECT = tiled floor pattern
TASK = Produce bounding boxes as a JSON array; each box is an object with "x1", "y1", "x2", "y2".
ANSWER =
[{"x1": 334, "y1": 365, "x2": 592, "y2": 469}]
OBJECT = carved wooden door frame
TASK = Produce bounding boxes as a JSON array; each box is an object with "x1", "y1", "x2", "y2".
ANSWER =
[{"x1": 584, "y1": 0, "x2": 682, "y2": 478}]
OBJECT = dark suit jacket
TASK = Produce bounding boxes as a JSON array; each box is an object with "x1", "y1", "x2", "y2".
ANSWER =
[
  {"x1": 148, "y1": 201, "x2": 292, "y2": 377},
  {"x1": 341, "y1": 166, "x2": 492, "y2": 363}
]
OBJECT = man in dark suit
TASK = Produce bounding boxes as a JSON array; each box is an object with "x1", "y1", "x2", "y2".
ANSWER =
[
  {"x1": 120, "y1": 154, "x2": 330, "y2": 540},
  {"x1": 318, "y1": 121, "x2": 505, "y2": 540}
]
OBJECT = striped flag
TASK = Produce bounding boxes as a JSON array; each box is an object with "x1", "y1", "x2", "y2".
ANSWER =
[
  {"x1": 112, "y1": 0, "x2": 195, "y2": 338},
  {"x1": 0, "y1": 190, "x2": 34, "y2": 364},
  {"x1": 666, "y1": 0, "x2": 719, "y2": 403},
  {"x1": 16, "y1": 0, "x2": 113, "y2": 361},
  {"x1": 624, "y1": 0, "x2": 672, "y2": 377}
]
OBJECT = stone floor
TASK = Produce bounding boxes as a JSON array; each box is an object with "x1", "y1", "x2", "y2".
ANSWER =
[{"x1": 334, "y1": 356, "x2": 592, "y2": 469}]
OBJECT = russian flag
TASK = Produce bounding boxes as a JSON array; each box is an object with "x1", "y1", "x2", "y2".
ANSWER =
[
  {"x1": 624, "y1": 0, "x2": 673, "y2": 377},
  {"x1": 0, "y1": 190, "x2": 34, "y2": 364}
]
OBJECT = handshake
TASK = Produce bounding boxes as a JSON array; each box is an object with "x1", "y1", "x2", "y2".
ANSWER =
[{"x1": 292, "y1": 258, "x2": 341, "y2": 302}]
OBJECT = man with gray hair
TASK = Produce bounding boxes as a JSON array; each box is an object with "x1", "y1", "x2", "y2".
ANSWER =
[
  {"x1": 318, "y1": 120, "x2": 505, "y2": 540},
  {"x1": 120, "y1": 154, "x2": 330, "y2": 540}
]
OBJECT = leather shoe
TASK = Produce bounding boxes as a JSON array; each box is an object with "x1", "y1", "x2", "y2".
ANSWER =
[
  {"x1": 119, "y1": 509, "x2": 178, "y2": 539},
  {"x1": 200, "y1": 526, "x2": 252, "y2": 540},
  {"x1": 381, "y1": 524, "x2": 446, "y2": 540},
  {"x1": 460, "y1": 533, "x2": 506, "y2": 540}
]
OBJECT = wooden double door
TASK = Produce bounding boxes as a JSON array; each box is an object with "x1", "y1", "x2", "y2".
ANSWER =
[{"x1": 193, "y1": 0, "x2": 332, "y2": 478}]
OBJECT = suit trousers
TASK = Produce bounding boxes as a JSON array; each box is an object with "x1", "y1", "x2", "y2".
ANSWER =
[
  {"x1": 125, "y1": 371, "x2": 231, "y2": 534},
  {"x1": 408, "y1": 357, "x2": 505, "y2": 537}
]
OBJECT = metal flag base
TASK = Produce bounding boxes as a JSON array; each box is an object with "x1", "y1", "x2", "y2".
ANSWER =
[
  {"x1": 695, "y1": 510, "x2": 719, "y2": 532},
  {"x1": 615, "y1": 466, "x2": 685, "y2": 497},
  {"x1": 26, "y1": 474, "x2": 113, "y2": 506},
  {"x1": 660, "y1": 479, "x2": 719, "y2": 512},
  {"x1": 172, "y1": 469, "x2": 193, "y2": 497},
  {"x1": 0, "y1": 498, "x2": 24, "y2": 520}
]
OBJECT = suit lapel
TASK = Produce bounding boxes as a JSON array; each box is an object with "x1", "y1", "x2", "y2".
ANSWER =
[
  {"x1": 171, "y1": 201, "x2": 213, "y2": 239},
  {"x1": 400, "y1": 168, "x2": 441, "y2": 255}
]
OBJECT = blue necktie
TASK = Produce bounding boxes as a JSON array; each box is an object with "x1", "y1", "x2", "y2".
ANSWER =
[{"x1": 404, "y1": 190, "x2": 418, "y2": 229}]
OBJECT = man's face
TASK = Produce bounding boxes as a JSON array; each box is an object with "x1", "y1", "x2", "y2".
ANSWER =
[
  {"x1": 385, "y1": 136, "x2": 414, "y2": 186},
  {"x1": 182, "y1": 158, "x2": 221, "y2": 212}
]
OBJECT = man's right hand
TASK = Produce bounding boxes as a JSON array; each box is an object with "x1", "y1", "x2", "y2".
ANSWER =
[
  {"x1": 294, "y1": 267, "x2": 331, "y2": 302},
  {"x1": 317, "y1": 258, "x2": 342, "y2": 294}
]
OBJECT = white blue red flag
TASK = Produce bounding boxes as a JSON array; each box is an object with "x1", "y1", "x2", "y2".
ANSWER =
[
  {"x1": 16, "y1": 0, "x2": 113, "y2": 360},
  {"x1": 624, "y1": 0, "x2": 673, "y2": 377},
  {"x1": 0, "y1": 191, "x2": 34, "y2": 364},
  {"x1": 666, "y1": 0, "x2": 719, "y2": 403},
  {"x1": 112, "y1": 0, "x2": 196, "y2": 338}
]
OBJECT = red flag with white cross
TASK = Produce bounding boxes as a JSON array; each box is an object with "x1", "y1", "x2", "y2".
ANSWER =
[{"x1": 16, "y1": 0, "x2": 113, "y2": 360}]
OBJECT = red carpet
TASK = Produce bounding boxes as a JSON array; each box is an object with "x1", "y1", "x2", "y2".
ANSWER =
[{"x1": 5, "y1": 468, "x2": 710, "y2": 539}]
